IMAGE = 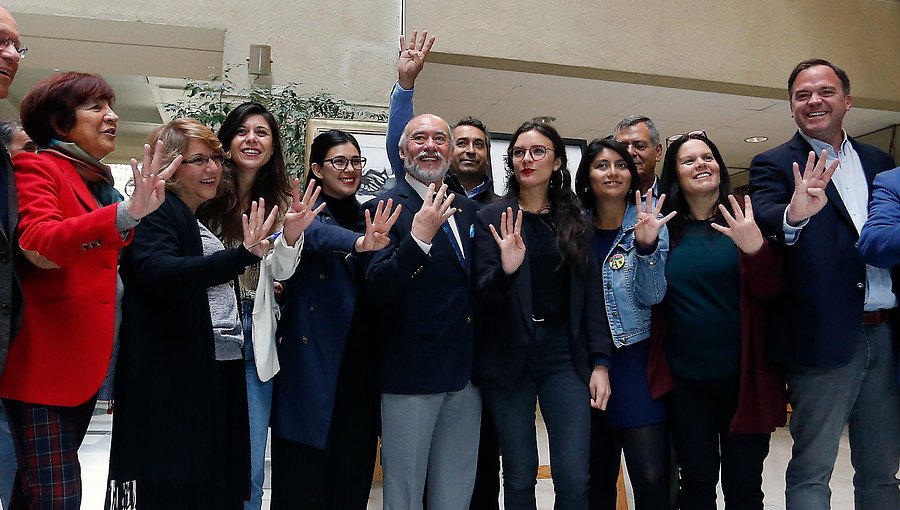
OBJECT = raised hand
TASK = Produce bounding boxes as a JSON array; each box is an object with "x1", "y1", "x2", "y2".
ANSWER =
[
  {"x1": 633, "y1": 191, "x2": 677, "y2": 249},
  {"x1": 126, "y1": 140, "x2": 183, "y2": 220},
  {"x1": 398, "y1": 30, "x2": 435, "y2": 90},
  {"x1": 411, "y1": 183, "x2": 456, "y2": 244},
  {"x1": 242, "y1": 198, "x2": 280, "y2": 258},
  {"x1": 489, "y1": 207, "x2": 526, "y2": 275},
  {"x1": 282, "y1": 178, "x2": 326, "y2": 246},
  {"x1": 786, "y1": 149, "x2": 838, "y2": 225},
  {"x1": 590, "y1": 365, "x2": 611, "y2": 410},
  {"x1": 356, "y1": 198, "x2": 403, "y2": 252},
  {"x1": 710, "y1": 194, "x2": 765, "y2": 255}
]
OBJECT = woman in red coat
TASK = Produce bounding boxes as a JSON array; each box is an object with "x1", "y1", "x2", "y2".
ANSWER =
[{"x1": 0, "y1": 72, "x2": 180, "y2": 509}]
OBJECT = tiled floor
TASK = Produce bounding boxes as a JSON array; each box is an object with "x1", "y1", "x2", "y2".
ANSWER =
[{"x1": 75, "y1": 405, "x2": 868, "y2": 509}]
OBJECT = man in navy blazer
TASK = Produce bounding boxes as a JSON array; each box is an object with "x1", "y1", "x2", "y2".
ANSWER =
[
  {"x1": 858, "y1": 165, "x2": 900, "y2": 385},
  {"x1": 749, "y1": 59, "x2": 899, "y2": 509},
  {"x1": 366, "y1": 113, "x2": 481, "y2": 510}
]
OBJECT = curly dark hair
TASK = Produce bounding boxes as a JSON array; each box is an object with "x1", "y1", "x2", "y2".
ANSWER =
[{"x1": 505, "y1": 121, "x2": 590, "y2": 269}]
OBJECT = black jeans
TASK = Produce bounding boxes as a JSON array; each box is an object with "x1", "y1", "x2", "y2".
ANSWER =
[
  {"x1": 666, "y1": 375, "x2": 770, "y2": 510},
  {"x1": 589, "y1": 414, "x2": 671, "y2": 510}
]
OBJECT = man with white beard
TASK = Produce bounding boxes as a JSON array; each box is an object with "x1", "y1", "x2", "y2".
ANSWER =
[{"x1": 365, "y1": 114, "x2": 482, "y2": 510}]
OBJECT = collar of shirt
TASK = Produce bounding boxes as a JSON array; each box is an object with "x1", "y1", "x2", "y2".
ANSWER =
[
  {"x1": 799, "y1": 129, "x2": 850, "y2": 162},
  {"x1": 468, "y1": 179, "x2": 489, "y2": 199},
  {"x1": 405, "y1": 173, "x2": 439, "y2": 200}
]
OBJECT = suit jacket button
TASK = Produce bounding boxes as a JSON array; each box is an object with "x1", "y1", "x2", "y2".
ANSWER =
[
  {"x1": 857, "y1": 282, "x2": 864, "y2": 289},
  {"x1": 466, "y1": 316, "x2": 472, "y2": 324},
  {"x1": 854, "y1": 242, "x2": 859, "y2": 249},
  {"x1": 301, "y1": 336, "x2": 309, "y2": 344},
  {"x1": 308, "y1": 305, "x2": 315, "y2": 312},
  {"x1": 319, "y1": 273, "x2": 326, "y2": 280}
]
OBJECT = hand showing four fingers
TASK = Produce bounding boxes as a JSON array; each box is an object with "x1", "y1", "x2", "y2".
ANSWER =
[
  {"x1": 126, "y1": 140, "x2": 182, "y2": 220},
  {"x1": 633, "y1": 191, "x2": 677, "y2": 250},
  {"x1": 398, "y1": 30, "x2": 435, "y2": 90},
  {"x1": 242, "y1": 198, "x2": 280, "y2": 258},
  {"x1": 786, "y1": 149, "x2": 838, "y2": 226},
  {"x1": 710, "y1": 194, "x2": 765, "y2": 255},
  {"x1": 489, "y1": 207, "x2": 526, "y2": 275},
  {"x1": 356, "y1": 198, "x2": 403, "y2": 252},
  {"x1": 411, "y1": 183, "x2": 457, "y2": 244},
  {"x1": 282, "y1": 178, "x2": 327, "y2": 246}
]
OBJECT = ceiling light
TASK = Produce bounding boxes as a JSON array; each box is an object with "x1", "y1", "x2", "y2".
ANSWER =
[
  {"x1": 744, "y1": 136, "x2": 768, "y2": 143},
  {"x1": 533, "y1": 116, "x2": 556, "y2": 124}
]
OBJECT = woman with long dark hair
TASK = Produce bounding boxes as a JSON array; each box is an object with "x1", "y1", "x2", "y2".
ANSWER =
[
  {"x1": 198, "y1": 102, "x2": 298, "y2": 510},
  {"x1": 269, "y1": 129, "x2": 399, "y2": 508},
  {"x1": 651, "y1": 132, "x2": 786, "y2": 509},
  {"x1": 473, "y1": 121, "x2": 612, "y2": 509},
  {"x1": 574, "y1": 138, "x2": 674, "y2": 510}
]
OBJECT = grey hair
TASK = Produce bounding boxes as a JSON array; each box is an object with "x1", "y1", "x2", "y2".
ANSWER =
[
  {"x1": 614, "y1": 115, "x2": 660, "y2": 147},
  {"x1": 0, "y1": 119, "x2": 22, "y2": 146}
]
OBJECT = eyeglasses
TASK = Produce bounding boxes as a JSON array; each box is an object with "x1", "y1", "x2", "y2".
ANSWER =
[
  {"x1": 182, "y1": 154, "x2": 225, "y2": 167},
  {"x1": 665, "y1": 130, "x2": 707, "y2": 147},
  {"x1": 325, "y1": 156, "x2": 367, "y2": 171},
  {"x1": 510, "y1": 145, "x2": 554, "y2": 162},
  {"x1": 0, "y1": 36, "x2": 27, "y2": 59}
]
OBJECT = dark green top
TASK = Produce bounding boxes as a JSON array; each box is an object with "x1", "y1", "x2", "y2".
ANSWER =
[{"x1": 663, "y1": 219, "x2": 741, "y2": 379}]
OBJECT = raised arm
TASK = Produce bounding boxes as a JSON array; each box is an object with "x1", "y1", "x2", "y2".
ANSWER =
[{"x1": 387, "y1": 30, "x2": 434, "y2": 181}]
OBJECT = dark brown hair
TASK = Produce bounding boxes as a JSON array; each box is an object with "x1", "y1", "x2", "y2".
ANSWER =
[{"x1": 788, "y1": 59, "x2": 851, "y2": 98}]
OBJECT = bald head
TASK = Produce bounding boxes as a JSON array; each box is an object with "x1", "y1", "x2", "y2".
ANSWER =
[
  {"x1": 399, "y1": 114, "x2": 453, "y2": 184},
  {"x1": 0, "y1": 7, "x2": 21, "y2": 100}
]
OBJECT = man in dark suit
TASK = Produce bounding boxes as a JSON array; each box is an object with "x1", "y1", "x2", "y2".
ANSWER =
[
  {"x1": 367, "y1": 113, "x2": 481, "y2": 510},
  {"x1": 749, "y1": 59, "x2": 899, "y2": 509},
  {"x1": 0, "y1": 9, "x2": 24, "y2": 510}
]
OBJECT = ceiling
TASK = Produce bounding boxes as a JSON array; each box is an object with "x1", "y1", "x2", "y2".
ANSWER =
[{"x1": 3, "y1": 62, "x2": 898, "y2": 179}]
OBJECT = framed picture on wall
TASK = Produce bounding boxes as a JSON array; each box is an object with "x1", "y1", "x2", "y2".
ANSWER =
[
  {"x1": 487, "y1": 133, "x2": 588, "y2": 196},
  {"x1": 304, "y1": 118, "x2": 392, "y2": 204}
]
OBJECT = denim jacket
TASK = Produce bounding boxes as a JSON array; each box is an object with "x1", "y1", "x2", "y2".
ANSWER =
[{"x1": 598, "y1": 203, "x2": 669, "y2": 347}]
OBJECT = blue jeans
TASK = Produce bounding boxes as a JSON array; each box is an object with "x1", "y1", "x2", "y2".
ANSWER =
[
  {"x1": 483, "y1": 324, "x2": 591, "y2": 510},
  {"x1": 242, "y1": 300, "x2": 273, "y2": 510},
  {"x1": 785, "y1": 322, "x2": 900, "y2": 510}
]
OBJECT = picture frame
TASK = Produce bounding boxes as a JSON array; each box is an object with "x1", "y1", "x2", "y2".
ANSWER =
[{"x1": 304, "y1": 118, "x2": 392, "y2": 204}]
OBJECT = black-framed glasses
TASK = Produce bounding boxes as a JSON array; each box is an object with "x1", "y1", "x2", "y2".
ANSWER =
[
  {"x1": 325, "y1": 156, "x2": 367, "y2": 171},
  {"x1": 0, "y1": 36, "x2": 27, "y2": 59},
  {"x1": 665, "y1": 130, "x2": 707, "y2": 147},
  {"x1": 182, "y1": 154, "x2": 225, "y2": 167},
  {"x1": 510, "y1": 145, "x2": 554, "y2": 162}
]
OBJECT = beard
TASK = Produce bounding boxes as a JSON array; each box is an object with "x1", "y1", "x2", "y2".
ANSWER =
[{"x1": 404, "y1": 150, "x2": 451, "y2": 183}]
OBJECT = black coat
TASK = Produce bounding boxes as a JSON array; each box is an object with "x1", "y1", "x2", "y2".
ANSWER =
[
  {"x1": 0, "y1": 142, "x2": 22, "y2": 377},
  {"x1": 109, "y1": 192, "x2": 257, "y2": 501},
  {"x1": 364, "y1": 178, "x2": 478, "y2": 395},
  {"x1": 472, "y1": 198, "x2": 612, "y2": 388}
]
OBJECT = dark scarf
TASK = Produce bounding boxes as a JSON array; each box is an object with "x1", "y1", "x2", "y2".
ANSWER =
[
  {"x1": 44, "y1": 139, "x2": 123, "y2": 206},
  {"x1": 322, "y1": 192, "x2": 362, "y2": 230}
]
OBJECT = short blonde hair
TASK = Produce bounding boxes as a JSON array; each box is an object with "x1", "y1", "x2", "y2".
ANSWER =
[{"x1": 146, "y1": 118, "x2": 225, "y2": 193}]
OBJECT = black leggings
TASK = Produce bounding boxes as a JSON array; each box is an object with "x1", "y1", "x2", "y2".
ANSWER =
[{"x1": 589, "y1": 412, "x2": 672, "y2": 510}]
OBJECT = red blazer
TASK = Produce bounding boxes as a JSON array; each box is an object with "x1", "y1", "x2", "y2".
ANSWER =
[
  {"x1": 648, "y1": 239, "x2": 788, "y2": 435},
  {"x1": 0, "y1": 151, "x2": 132, "y2": 406}
]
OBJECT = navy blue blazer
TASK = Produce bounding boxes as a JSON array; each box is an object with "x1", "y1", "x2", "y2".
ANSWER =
[
  {"x1": 365, "y1": 178, "x2": 477, "y2": 395},
  {"x1": 472, "y1": 198, "x2": 612, "y2": 388},
  {"x1": 749, "y1": 132, "x2": 896, "y2": 369},
  {"x1": 271, "y1": 199, "x2": 367, "y2": 448}
]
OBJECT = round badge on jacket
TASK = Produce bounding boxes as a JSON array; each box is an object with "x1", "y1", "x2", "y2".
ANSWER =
[{"x1": 609, "y1": 253, "x2": 625, "y2": 270}]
